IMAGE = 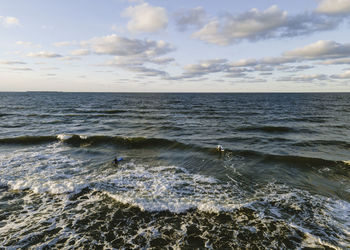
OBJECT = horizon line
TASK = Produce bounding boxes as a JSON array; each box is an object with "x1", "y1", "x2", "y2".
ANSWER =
[{"x1": 0, "y1": 91, "x2": 348, "y2": 94}]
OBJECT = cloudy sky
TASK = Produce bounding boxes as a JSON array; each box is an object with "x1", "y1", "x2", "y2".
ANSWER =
[{"x1": 1, "y1": 0, "x2": 350, "y2": 92}]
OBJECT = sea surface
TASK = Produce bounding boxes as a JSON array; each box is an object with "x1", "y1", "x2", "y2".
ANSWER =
[{"x1": 0, "y1": 92, "x2": 349, "y2": 249}]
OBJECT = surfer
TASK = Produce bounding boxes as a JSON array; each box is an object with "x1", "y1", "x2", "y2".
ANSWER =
[
  {"x1": 113, "y1": 156, "x2": 123, "y2": 166},
  {"x1": 216, "y1": 145, "x2": 224, "y2": 152}
]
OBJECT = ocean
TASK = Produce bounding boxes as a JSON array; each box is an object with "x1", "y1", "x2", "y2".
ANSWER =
[{"x1": 0, "y1": 92, "x2": 349, "y2": 249}]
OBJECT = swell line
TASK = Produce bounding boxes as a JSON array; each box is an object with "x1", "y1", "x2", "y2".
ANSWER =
[{"x1": 1, "y1": 134, "x2": 348, "y2": 170}]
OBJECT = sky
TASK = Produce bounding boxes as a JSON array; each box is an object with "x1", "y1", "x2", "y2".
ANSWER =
[{"x1": 1, "y1": 0, "x2": 350, "y2": 92}]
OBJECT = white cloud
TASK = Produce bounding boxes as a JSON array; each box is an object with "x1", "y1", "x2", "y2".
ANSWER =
[
  {"x1": 70, "y1": 49, "x2": 90, "y2": 56},
  {"x1": 192, "y1": 5, "x2": 287, "y2": 45},
  {"x1": 229, "y1": 59, "x2": 258, "y2": 67},
  {"x1": 227, "y1": 56, "x2": 295, "y2": 71},
  {"x1": 27, "y1": 51, "x2": 62, "y2": 58},
  {"x1": 122, "y1": 3, "x2": 168, "y2": 33},
  {"x1": 0, "y1": 60, "x2": 26, "y2": 65},
  {"x1": 84, "y1": 34, "x2": 174, "y2": 60},
  {"x1": 16, "y1": 41, "x2": 32, "y2": 46},
  {"x1": 284, "y1": 40, "x2": 350, "y2": 59},
  {"x1": 226, "y1": 72, "x2": 247, "y2": 78},
  {"x1": 81, "y1": 34, "x2": 175, "y2": 77},
  {"x1": 8, "y1": 67, "x2": 33, "y2": 71},
  {"x1": 166, "y1": 38, "x2": 350, "y2": 81},
  {"x1": 331, "y1": 70, "x2": 350, "y2": 79},
  {"x1": 260, "y1": 56, "x2": 296, "y2": 65},
  {"x1": 16, "y1": 40, "x2": 41, "y2": 48},
  {"x1": 127, "y1": 66, "x2": 168, "y2": 77},
  {"x1": 295, "y1": 65, "x2": 314, "y2": 70},
  {"x1": 148, "y1": 57, "x2": 174, "y2": 64},
  {"x1": 283, "y1": 12, "x2": 341, "y2": 37},
  {"x1": 173, "y1": 59, "x2": 252, "y2": 80},
  {"x1": 192, "y1": 5, "x2": 342, "y2": 46},
  {"x1": 254, "y1": 65, "x2": 274, "y2": 72},
  {"x1": 260, "y1": 72, "x2": 273, "y2": 76},
  {"x1": 282, "y1": 65, "x2": 314, "y2": 72},
  {"x1": 321, "y1": 58, "x2": 350, "y2": 65},
  {"x1": 236, "y1": 77, "x2": 267, "y2": 83},
  {"x1": 171, "y1": 39, "x2": 350, "y2": 80},
  {"x1": 277, "y1": 74, "x2": 328, "y2": 82},
  {"x1": 174, "y1": 7, "x2": 206, "y2": 31},
  {"x1": 182, "y1": 59, "x2": 228, "y2": 78},
  {"x1": 316, "y1": 0, "x2": 350, "y2": 15},
  {"x1": 175, "y1": 56, "x2": 294, "y2": 79},
  {"x1": 0, "y1": 16, "x2": 20, "y2": 27}
]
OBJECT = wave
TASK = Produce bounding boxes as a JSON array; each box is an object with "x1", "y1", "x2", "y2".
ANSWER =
[
  {"x1": 221, "y1": 149, "x2": 348, "y2": 170},
  {"x1": 0, "y1": 134, "x2": 184, "y2": 148},
  {"x1": 1, "y1": 134, "x2": 249, "y2": 148},
  {"x1": 1, "y1": 134, "x2": 348, "y2": 170},
  {"x1": 57, "y1": 134, "x2": 192, "y2": 149},
  {"x1": 0, "y1": 136, "x2": 57, "y2": 144},
  {"x1": 258, "y1": 153, "x2": 341, "y2": 168}
]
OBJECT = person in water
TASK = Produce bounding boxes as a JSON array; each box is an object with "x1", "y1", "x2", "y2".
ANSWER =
[
  {"x1": 113, "y1": 156, "x2": 123, "y2": 165},
  {"x1": 113, "y1": 157, "x2": 119, "y2": 165},
  {"x1": 216, "y1": 145, "x2": 224, "y2": 152},
  {"x1": 216, "y1": 145, "x2": 224, "y2": 159}
]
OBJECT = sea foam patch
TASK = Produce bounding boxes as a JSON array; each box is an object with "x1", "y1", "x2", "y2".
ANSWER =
[
  {"x1": 250, "y1": 182, "x2": 350, "y2": 249},
  {"x1": 0, "y1": 143, "x2": 87, "y2": 194},
  {"x1": 57, "y1": 134, "x2": 87, "y2": 141},
  {"x1": 94, "y1": 162, "x2": 245, "y2": 213}
]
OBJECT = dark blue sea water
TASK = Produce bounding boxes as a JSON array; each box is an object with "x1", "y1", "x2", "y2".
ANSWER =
[{"x1": 0, "y1": 92, "x2": 349, "y2": 248}]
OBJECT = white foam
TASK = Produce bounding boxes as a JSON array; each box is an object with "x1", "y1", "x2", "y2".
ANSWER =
[
  {"x1": 0, "y1": 143, "x2": 87, "y2": 195},
  {"x1": 251, "y1": 182, "x2": 350, "y2": 248},
  {"x1": 57, "y1": 134, "x2": 87, "y2": 141},
  {"x1": 57, "y1": 134, "x2": 73, "y2": 141},
  {"x1": 343, "y1": 160, "x2": 350, "y2": 165},
  {"x1": 302, "y1": 232, "x2": 341, "y2": 250},
  {"x1": 92, "y1": 162, "x2": 243, "y2": 213}
]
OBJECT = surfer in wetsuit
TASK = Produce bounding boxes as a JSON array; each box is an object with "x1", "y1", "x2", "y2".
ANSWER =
[
  {"x1": 113, "y1": 157, "x2": 118, "y2": 165},
  {"x1": 113, "y1": 156, "x2": 123, "y2": 166},
  {"x1": 216, "y1": 145, "x2": 224, "y2": 158},
  {"x1": 216, "y1": 145, "x2": 224, "y2": 153}
]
